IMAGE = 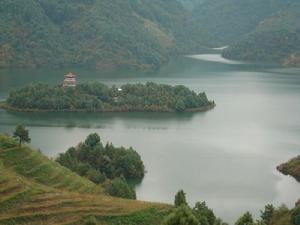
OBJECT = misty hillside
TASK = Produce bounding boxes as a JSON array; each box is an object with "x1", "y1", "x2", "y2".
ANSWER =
[
  {"x1": 0, "y1": 0, "x2": 213, "y2": 70},
  {"x1": 190, "y1": 0, "x2": 300, "y2": 65},
  {"x1": 192, "y1": 0, "x2": 288, "y2": 45},
  {"x1": 178, "y1": 0, "x2": 206, "y2": 10},
  {"x1": 223, "y1": 0, "x2": 300, "y2": 65}
]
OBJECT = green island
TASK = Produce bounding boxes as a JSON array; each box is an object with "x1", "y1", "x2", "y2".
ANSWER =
[
  {"x1": 1, "y1": 128, "x2": 300, "y2": 225},
  {"x1": 277, "y1": 156, "x2": 300, "y2": 182},
  {"x1": 1, "y1": 82, "x2": 215, "y2": 113}
]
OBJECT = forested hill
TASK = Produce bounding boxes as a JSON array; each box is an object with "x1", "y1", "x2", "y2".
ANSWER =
[
  {"x1": 0, "y1": 0, "x2": 213, "y2": 70},
  {"x1": 190, "y1": 0, "x2": 300, "y2": 65},
  {"x1": 178, "y1": 0, "x2": 206, "y2": 10},
  {"x1": 223, "y1": 1, "x2": 300, "y2": 65},
  {"x1": 192, "y1": 0, "x2": 288, "y2": 45}
]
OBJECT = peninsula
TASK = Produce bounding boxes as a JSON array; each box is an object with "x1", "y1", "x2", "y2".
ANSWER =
[{"x1": 277, "y1": 156, "x2": 300, "y2": 182}]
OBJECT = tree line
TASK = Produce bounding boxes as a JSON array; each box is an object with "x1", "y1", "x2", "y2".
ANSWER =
[
  {"x1": 6, "y1": 82, "x2": 214, "y2": 112},
  {"x1": 164, "y1": 190, "x2": 300, "y2": 225}
]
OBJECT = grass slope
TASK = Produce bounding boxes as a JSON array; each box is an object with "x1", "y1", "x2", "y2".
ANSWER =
[{"x1": 0, "y1": 135, "x2": 170, "y2": 225}]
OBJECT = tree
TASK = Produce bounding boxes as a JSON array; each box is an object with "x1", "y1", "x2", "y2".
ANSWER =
[
  {"x1": 193, "y1": 201, "x2": 216, "y2": 225},
  {"x1": 86, "y1": 168, "x2": 106, "y2": 184},
  {"x1": 292, "y1": 207, "x2": 300, "y2": 225},
  {"x1": 106, "y1": 176, "x2": 136, "y2": 199},
  {"x1": 235, "y1": 212, "x2": 253, "y2": 225},
  {"x1": 174, "y1": 190, "x2": 187, "y2": 207},
  {"x1": 163, "y1": 205, "x2": 200, "y2": 225},
  {"x1": 260, "y1": 204, "x2": 274, "y2": 225},
  {"x1": 214, "y1": 218, "x2": 229, "y2": 225},
  {"x1": 13, "y1": 125, "x2": 31, "y2": 146},
  {"x1": 85, "y1": 133, "x2": 100, "y2": 148},
  {"x1": 175, "y1": 98, "x2": 186, "y2": 112}
]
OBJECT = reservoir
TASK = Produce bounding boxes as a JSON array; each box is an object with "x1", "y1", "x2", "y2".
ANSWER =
[{"x1": 0, "y1": 53, "x2": 299, "y2": 223}]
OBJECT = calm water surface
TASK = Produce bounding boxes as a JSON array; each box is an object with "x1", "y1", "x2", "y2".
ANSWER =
[{"x1": 0, "y1": 53, "x2": 299, "y2": 223}]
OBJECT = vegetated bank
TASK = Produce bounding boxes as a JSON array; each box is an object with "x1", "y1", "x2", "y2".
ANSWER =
[
  {"x1": 1, "y1": 132, "x2": 300, "y2": 225},
  {"x1": 0, "y1": 134, "x2": 169, "y2": 225},
  {"x1": 2, "y1": 82, "x2": 215, "y2": 113},
  {"x1": 56, "y1": 133, "x2": 145, "y2": 200},
  {"x1": 277, "y1": 156, "x2": 300, "y2": 182}
]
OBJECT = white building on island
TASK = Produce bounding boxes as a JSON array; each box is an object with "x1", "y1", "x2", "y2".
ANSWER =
[{"x1": 63, "y1": 72, "x2": 77, "y2": 87}]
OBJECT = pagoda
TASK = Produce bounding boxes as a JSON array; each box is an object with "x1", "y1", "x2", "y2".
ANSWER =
[{"x1": 63, "y1": 72, "x2": 77, "y2": 87}]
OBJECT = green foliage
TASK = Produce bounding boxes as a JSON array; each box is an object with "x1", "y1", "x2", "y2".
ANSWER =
[
  {"x1": 163, "y1": 205, "x2": 199, "y2": 225},
  {"x1": 84, "y1": 216, "x2": 97, "y2": 225},
  {"x1": 235, "y1": 212, "x2": 253, "y2": 225},
  {"x1": 106, "y1": 176, "x2": 136, "y2": 200},
  {"x1": 223, "y1": 1, "x2": 300, "y2": 64},
  {"x1": 223, "y1": 29, "x2": 300, "y2": 64},
  {"x1": 56, "y1": 133, "x2": 144, "y2": 198},
  {"x1": 174, "y1": 190, "x2": 187, "y2": 207},
  {"x1": 86, "y1": 168, "x2": 106, "y2": 184},
  {"x1": 106, "y1": 208, "x2": 168, "y2": 225},
  {"x1": 6, "y1": 82, "x2": 214, "y2": 112},
  {"x1": 292, "y1": 207, "x2": 300, "y2": 225},
  {"x1": 214, "y1": 218, "x2": 229, "y2": 225},
  {"x1": 261, "y1": 204, "x2": 275, "y2": 225},
  {"x1": 85, "y1": 133, "x2": 101, "y2": 148},
  {"x1": 171, "y1": 190, "x2": 218, "y2": 225},
  {"x1": 0, "y1": 0, "x2": 214, "y2": 70},
  {"x1": 13, "y1": 125, "x2": 31, "y2": 146},
  {"x1": 192, "y1": 202, "x2": 216, "y2": 225},
  {"x1": 56, "y1": 134, "x2": 145, "y2": 181},
  {"x1": 269, "y1": 205, "x2": 291, "y2": 225},
  {"x1": 192, "y1": 0, "x2": 287, "y2": 45}
]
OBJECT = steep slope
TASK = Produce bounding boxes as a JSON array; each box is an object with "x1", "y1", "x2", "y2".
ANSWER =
[
  {"x1": 192, "y1": 0, "x2": 288, "y2": 45},
  {"x1": 0, "y1": 135, "x2": 169, "y2": 225},
  {"x1": 0, "y1": 0, "x2": 213, "y2": 71},
  {"x1": 223, "y1": 1, "x2": 300, "y2": 65}
]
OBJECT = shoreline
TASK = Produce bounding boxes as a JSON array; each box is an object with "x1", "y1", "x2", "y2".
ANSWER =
[
  {"x1": 0, "y1": 102, "x2": 216, "y2": 113},
  {"x1": 277, "y1": 156, "x2": 300, "y2": 183}
]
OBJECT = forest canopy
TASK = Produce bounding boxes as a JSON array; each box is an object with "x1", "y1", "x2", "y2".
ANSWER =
[
  {"x1": 5, "y1": 82, "x2": 215, "y2": 112},
  {"x1": 56, "y1": 133, "x2": 144, "y2": 199}
]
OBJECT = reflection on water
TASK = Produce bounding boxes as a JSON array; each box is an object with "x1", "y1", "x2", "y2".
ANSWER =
[{"x1": 0, "y1": 53, "x2": 299, "y2": 223}]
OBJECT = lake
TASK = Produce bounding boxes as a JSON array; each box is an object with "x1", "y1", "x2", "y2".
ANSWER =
[{"x1": 0, "y1": 53, "x2": 299, "y2": 223}]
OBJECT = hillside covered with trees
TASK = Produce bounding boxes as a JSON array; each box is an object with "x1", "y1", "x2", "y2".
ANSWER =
[
  {"x1": 4, "y1": 82, "x2": 215, "y2": 112},
  {"x1": 192, "y1": 0, "x2": 288, "y2": 45},
  {"x1": 190, "y1": 0, "x2": 300, "y2": 65},
  {"x1": 223, "y1": 1, "x2": 300, "y2": 65},
  {"x1": 0, "y1": 0, "x2": 214, "y2": 71}
]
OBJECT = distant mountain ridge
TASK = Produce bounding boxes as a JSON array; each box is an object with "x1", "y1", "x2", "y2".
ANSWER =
[
  {"x1": 0, "y1": 0, "x2": 214, "y2": 70},
  {"x1": 191, "y1": 0, "x2": 300, "y2": 65},
  {"x1": 223, "y1": 1, "x2": 300, "y2": 65}
]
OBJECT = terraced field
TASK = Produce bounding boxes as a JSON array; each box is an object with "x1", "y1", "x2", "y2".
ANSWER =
[{"x1": 0, "y1": 135, "x2": 170, "y2": 225}]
